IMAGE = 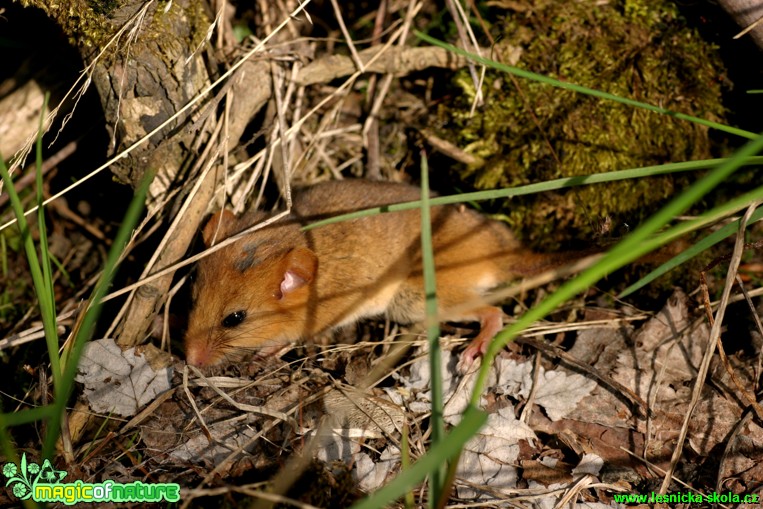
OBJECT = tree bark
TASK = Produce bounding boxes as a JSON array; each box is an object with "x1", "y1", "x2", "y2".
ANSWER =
[
  {"x1": 21, "y1": 0, "x2": 215, "y2": 187},
  {"x1": 17, "y1": 0, "x2": 221, "y2": 347}
]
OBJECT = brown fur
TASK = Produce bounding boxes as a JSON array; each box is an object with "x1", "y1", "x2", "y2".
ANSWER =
[{"x1": 184, "y1": 179, "x2": 560, "y2": 367}]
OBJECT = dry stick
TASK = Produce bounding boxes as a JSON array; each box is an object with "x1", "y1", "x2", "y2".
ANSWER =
[
  {"x1": 270, "y1": 61, "x2": 294, "y2": 207},
  {"x1": 119, "y1": 386, "x2": 176, "y2": 435},
  {"x1": 364, "y1": 106, "x2": 381, "y2": 179},
  {"x1": 329, "y1": 0, "x2": 365, "y2": 72},
  {"x1": 114, "y1": 144, "x2": 221, "y2": 348},
  {"x1": 0, "y1": 0, "x2": 312, "y2": 233},
  {"x1": 288, "y1": 61, "x2": 305, "y2": 167},
  {"x1": 556, "y1": 475, "x2": 594, "y2": 509},
  {"x1": 698, "y1": 239, "x2": 763, "y2": 420},
  {"x1": 447, "y1": 0, "x2": 486, "y2": 116},
  {"x1": 47, "y1": 197, "x2": 109, "y2": 244},
  {"x1": 102, "y1": 11, "x2": 415, "y2": 304},
  {"x1": 371, "y1": 0, "x2": 388, "y2": 46},
  {"x1": 444, "y1": 0, "x2": 483, "y2": 108},
  {"x1": 279, "y1": 61, "x2": 301, "y2": 183},
  {"x1": 293, "y1": 43, "x2": 472, "y2": 86},
  {"x1": 362, "y1": 0, "x2": 419, "y2": 142},
  {"x1": 519, "y1": 349, "x2": 542, "y2": 423},
  {"x1": 188, "y1": 365, "x2": 295, "y2": 423},
  {"x1": 219, "y1": 58, "x2": 232, "y2": 209},
  {"x1": 734, "y1": 14, "x2": 763, "y2": 39},
  {"x1": 419, "y1": 128, "x2": 485, "y2": 167},
  {"x1": 658, "y1": 202, "x2": 760, "y2": 494},
  {"x1": 715, "y1": 395, "x2": 762, "y2": 495},
  {"x1": 0, "y1": 318, "x2": 70, "y2": 351},
  {"x1": 182, "y1": 367, "x2": 213, "y2": 443},
  {"x1": 6, "y1": 1, "x2": 155, "y2": 175},
  {"x1": 361, "y1": 0, "x2": 389, "y2": 180},
  {"x1": 79, "y1": 431, "x2": 119, "y2": 466},
  {"x1": 213, "y1": 0, "x2": 227, "y2": 51},
  {"x1": 515, "y1": 336, "x2": 649, "y2": 417},
  {"x1": 104, "y1": 103, "x2": 224, "y2": 338},
  {"x1": 233, "y1": 149, "x2": 267, "y2": 215},
  {"x1": 713, "y1": 283, "x2": 763, "y2": 305},
  {"x1": 296, "y1": 99, "x2": 348, "y2": 178},
  {"x1": 161, "y1": 274, "x2": 188, "y2": 351},
  {"x1": 253, "y1": 116, "x2": 279, "y2": 213},
  {"x1": 189, "y1": 1, "x2": 224, "y2": 66},
  {"x1": 735, "y1": 274, "x2": 763, "y2": 392}
]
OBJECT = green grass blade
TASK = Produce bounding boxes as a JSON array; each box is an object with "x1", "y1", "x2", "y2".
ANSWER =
[
  {"x1": 419, "y1": 155, "x2": 445, "y2": 505},
  {"x1": 48, "y1": 253, "x2": 74, "y2": 288},
  {"x1": 414, "y1": 31, "x2": 757, "y2": 141},
  {"x1": 350, "y1": 406, "x2": 487, "y2": 509},
  {"x1": 619, "y1": 200, "x2": 763, "y2": 298},
  {"x1": 33, "y1": 93, "x2": 63, "y2": 398},
  {"x1": 302, "y1": 157, "x2": 763, "y2": 232},
  {"x1": 0, "y1": 161, "x2": 63, "y2": 395},
  {"x1": 0, "y1": 406, "x2": 54, "y2": 427},
  {"x1": 469, "y1": 131, "x2": 763, "y2": 404},
  {"x1": 40, "y1": 171, "x2": 152, "y2": 459}
]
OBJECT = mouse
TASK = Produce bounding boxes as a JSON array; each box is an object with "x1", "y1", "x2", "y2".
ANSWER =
[{"x1": 183, "y1": 179, "x2": 578, "y2": 370}]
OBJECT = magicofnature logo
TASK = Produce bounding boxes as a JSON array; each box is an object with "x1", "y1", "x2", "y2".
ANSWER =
[
  {"x1": 4, "y1": 453, "x2": 180, "y2": 505},
  {"x1": 3, "y1": 453, "x2": 67, "y2": 500}
]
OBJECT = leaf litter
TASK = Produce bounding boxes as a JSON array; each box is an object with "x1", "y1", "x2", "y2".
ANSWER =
[{"x1": 65, "y1": 281, "x2": 763, "y2": 506}]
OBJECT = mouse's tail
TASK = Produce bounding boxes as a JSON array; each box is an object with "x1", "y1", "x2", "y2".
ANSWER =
[{"x1": 508, "y1": 237, "x2": 689, "y2": 278}]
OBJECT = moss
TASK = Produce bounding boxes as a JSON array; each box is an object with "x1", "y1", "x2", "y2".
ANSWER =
[
  {"x1": 87, "y1": 0, "x2": 119, "y2": 16},
  {"x1": 438, "y1": 0, "x2": 726, "y2": 249},
  {"x1": 18, "y1": 0, "x2": 112, "y2": 47},
  {"x1": 17, "y1": 0, "x2": 208, "y2": 51}
]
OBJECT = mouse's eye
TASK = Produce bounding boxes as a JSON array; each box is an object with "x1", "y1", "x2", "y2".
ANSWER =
[{"x1": 222, "y1": 310, "x2": 247, "y2": 328}]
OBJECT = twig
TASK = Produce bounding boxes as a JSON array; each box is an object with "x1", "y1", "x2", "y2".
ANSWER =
[
  {"x1": 329, "y1": 0, "x2": 365, "y2": 72},
  {"x1": 734, "y1": 274, "x2": 763, "y2": 392},
  {"x1": 516, "y1": 336, "x2": 649, "y2": 417},
  {"x1": 444, "y1": 0, "x2": 484, "y2": 109},
  {"x1": 0, "y1": 0, "x2": 313, "y2": 233},
  {"x1": 659, "y1": 201, "x2": 761, "y2": 493},
  {"x1": 733, "y1": 14, "x2": 763, "y2": 39},
  {"x1": 698, "y1": 239, "x2": 763, "y2": 420}
]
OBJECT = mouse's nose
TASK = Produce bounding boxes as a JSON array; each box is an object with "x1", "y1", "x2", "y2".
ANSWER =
[{"x1": 184, "y1": 339, "x2": 217, "y2": 367}]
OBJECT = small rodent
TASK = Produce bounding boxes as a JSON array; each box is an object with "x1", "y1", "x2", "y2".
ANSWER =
[{"x1": 184, "y1": 179, "x2": 566, "y2": 369}]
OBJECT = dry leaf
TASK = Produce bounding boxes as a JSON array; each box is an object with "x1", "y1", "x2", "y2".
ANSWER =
[
  {"x1": 456, "y1": 405, "x2": 536, "y2": 499},
  {"x1": 75, "y1": 337, "x2": 172, "y2": 417}
]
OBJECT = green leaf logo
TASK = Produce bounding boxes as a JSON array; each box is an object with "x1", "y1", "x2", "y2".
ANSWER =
[
  {"x1": 3, "y1": 453, "x2": 66, "y2": 500},
  {"x1": 3, "y1": 453, "x2": 34, "y2": 500}
]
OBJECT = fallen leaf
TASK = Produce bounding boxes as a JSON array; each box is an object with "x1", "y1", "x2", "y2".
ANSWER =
[{"x1": 75, "y1": 338, "x2": 172, "y2": 417}]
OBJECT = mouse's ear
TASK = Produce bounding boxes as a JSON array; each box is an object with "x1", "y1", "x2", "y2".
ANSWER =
[
  {"x1": 202, "y1": 209, "x2": 237, "y2": 246},
  {"x1": 278, "y1": 247, "x2": 317, "y2": 298}
]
